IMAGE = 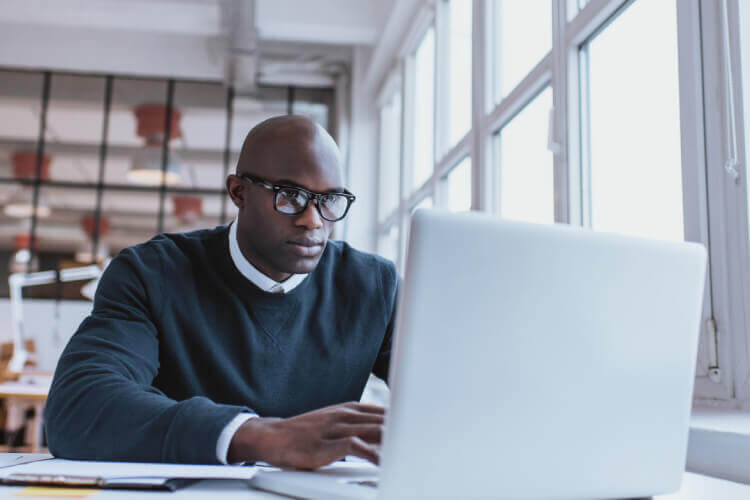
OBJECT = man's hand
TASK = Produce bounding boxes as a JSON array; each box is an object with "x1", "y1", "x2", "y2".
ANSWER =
[{"x1": 227, "y1": 402, "x2": 385, "y2": 469}]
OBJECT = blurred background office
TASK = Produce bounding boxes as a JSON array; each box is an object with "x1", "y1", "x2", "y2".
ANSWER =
[{"x1": 0, "y1": 0, "x2": 748, "y2": 476}]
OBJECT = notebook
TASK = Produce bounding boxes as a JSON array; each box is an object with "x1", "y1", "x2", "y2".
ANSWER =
[{"x1": 0, "y1": 457, "x2": 257, "y2": 491}]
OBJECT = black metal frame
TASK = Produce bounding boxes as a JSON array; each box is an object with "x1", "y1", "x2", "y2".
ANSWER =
[
  {"x1": 1, "y1": 70, "x2": 237, "y2": 271},
  {"x1": 26, "y1": 72, "x2": 50, "y2": 273},
  {"x1": 220, "y1": 86, "x2": 235, "y2": 223},
  {"x1": 91, "y1": 75, "x2": 113, "y2": 262},
  {"x1": 0, "y1": 66, "x2": 332, "y2": 276},
  {"x1": 156, "y1": 79, "x2": 175, "y2": 234}
]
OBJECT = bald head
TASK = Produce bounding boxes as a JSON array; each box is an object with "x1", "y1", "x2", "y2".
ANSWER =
[
  {"x1": 225, "y1": 115, "x2": 348, "y2": 281},
  {"x1": 236, "y1": 115, "x2": 342, "y2": 184}
]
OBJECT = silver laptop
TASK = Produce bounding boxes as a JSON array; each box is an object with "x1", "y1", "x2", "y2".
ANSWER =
[{"x1": 250, "y1": 210, "x2": 707, "y2": 499}]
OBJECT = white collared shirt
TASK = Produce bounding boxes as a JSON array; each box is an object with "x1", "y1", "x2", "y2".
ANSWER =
[
  {"x1": 216, "y1": 220, "x2": 309, "y2": 464},
  {"x1": 228, "y1": 218, "x2": 308, "y2": 293}
]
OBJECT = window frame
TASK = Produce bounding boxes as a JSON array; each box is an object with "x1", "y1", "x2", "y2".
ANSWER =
[
  {"x1": 695, "y1": 0, "x2": 750, "y2": 402},
  {"x1": 372, "y1": 0, "x2": 750, "y2": 408}
]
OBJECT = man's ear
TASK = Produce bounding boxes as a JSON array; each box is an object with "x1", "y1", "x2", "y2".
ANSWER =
[{"x1": 226, "y1": 175, "x2": 245, "y2": 209}]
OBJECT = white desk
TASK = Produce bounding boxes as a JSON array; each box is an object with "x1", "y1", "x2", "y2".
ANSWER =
[
  {"x1": 0, "y1": 381, "x2": 50, "y2": 453},
  {"x1": 658, "y1": 473, "x2": 750, "y2": 499},
  {"x1": 0, "y1": 472, "x2": 745, "y2": 499}
]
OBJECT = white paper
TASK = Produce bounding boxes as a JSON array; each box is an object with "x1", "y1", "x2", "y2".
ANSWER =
[
  {"x1": 0, "y1": 454, "x2": 52, "y2": 469},
  {"x1": 0, "y1": 458, "x2": 257, "y2": 480}
]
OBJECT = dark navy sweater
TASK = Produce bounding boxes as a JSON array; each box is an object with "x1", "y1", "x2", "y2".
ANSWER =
[{"x1": 44, "y1": 225, "x2": 398, "y2": 464}]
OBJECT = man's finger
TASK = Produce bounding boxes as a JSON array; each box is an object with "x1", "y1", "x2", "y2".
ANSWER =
[
  {"x1": 331, "y1": 436, "x2": 379, "y2": 465},
  {"x1": 324, "y1": 423, "x2": 383, "y2": 444},
  {"x1": 336, "y1": 411, "x2": 385, "y2": 425},
  {"x1": 343, "y1": 402, "x2": 386, "y2": 415}
]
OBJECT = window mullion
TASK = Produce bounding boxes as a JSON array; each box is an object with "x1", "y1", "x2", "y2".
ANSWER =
[
  {"x1": 473, "y1": 0, "x2": 490, "y2": 212},
  {"x1": 552, "y1": 0, "x2": 570, "y2": 224}
]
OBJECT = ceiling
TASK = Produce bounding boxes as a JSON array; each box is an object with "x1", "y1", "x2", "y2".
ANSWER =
[
  {"x1": 0, "y1": 0, "x2": 392, "y2": 256},
  {"x1": 0, "y1": 0, "x2": 393, "y2": 82}
]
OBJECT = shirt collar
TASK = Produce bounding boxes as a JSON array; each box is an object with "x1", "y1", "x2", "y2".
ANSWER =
[{"x1": 228, "y1": 219, "x2": 307, "y2": 294}]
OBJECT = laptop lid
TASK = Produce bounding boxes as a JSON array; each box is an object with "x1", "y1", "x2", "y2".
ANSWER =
[{"x1": 379, "y1": 210, "x2": 707, "y2": 499}]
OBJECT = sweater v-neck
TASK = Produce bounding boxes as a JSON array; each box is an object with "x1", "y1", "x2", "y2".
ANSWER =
[{"x1": 208, "y1": 225, "x2": 317, "y2": 304}]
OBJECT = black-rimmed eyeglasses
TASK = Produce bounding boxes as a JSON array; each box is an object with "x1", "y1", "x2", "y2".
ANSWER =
[{"x1": 238, "y1": 173, "x2": 356, "y2": 222}]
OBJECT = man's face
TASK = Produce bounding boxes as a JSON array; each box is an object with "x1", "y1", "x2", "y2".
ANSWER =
[{"x1": 227, "y1": 125, "x2": 344, "y2": 282}]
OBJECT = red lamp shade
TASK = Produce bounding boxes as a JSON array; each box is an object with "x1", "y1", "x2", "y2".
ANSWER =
[
  {"x1": 173, "y1": 195, "x2": 203, "y2": 224},
  {"x1": 134, "y1": 104, "x2": 182, "y2": 144},
  {"x1": 12, "y1": 152, "x2": 51, "y2": 180},
  {"x1": 81, "y1": 215, "x2": 110, "y2": 239}
]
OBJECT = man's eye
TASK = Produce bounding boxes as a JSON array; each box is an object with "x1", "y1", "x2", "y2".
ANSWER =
[{"x1": 279, "y1": 188, "x2": 301, "y2": 199}]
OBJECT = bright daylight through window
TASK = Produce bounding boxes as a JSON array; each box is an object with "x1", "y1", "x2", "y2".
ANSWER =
[
  {"x1": 378, "y1": 93, "x2": 402, "y2": 220},
  {"x1": 412, "y1": 28, "x2": 435, "y2": 191},
  {"x1": 446, "y1": 0, "x2": 472, "y2": 149},
  {"x1": 491, "y1": 0, "x2": 552, "y2": 101},
  {"x1": 443, "y1": 157, "x2": 471, "y2": 212},
  {"x1": 497, "y1": 88, "x2": 554, "y2": 224},
  {"x1": 583, "y1": 0, "x2": 684, "y2": 242}
]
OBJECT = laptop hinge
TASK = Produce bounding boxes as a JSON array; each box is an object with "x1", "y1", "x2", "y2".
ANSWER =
[{"x1": 706, "y1": 317, "x2": 721, "y2": 383}]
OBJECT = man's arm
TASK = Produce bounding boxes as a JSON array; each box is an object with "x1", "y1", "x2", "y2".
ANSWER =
[
  {"x1": 46, "y1": 248, "x2": 386, "y2": 467},
  {"x1": 227, "y1": 402, "x2": 384, "y2": 468},
  {"x1": 44, "y1": 249, "x2": 251, "y2": 464}
]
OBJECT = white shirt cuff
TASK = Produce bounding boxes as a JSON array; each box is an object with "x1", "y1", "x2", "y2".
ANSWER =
[{"x1": 216, "y1": 413, "x2": 257, "y2": 465}]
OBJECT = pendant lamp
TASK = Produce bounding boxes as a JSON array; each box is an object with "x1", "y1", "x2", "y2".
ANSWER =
[
  {"x1": 4, "y1": 152, "x2": 52, "y2": 218},
  {"x1": 128, "y1": 104, "x2": 182, "y2": 186}
]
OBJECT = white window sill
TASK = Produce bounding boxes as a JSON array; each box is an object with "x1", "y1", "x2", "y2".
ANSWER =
[{"x1": 687, "y1": 407, "x2": 750, "y2": 485}]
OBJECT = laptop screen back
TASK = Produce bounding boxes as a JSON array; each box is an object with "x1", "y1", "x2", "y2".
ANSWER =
[{"x1": 379, "y1": 210, "x2": 706, "y2": 499}]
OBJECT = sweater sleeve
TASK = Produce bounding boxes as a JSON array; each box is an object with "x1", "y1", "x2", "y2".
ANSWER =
[
  {"x1": 372, "y1": 262, "x2": 400, "y2": 384},
  {"x1": 44, "y1": 247, "x2": 251, "y2": 464}
]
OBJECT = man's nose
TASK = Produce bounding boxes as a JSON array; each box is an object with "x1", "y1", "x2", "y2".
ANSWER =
[{"x1": 295, "y1": 200, "x2": 324, "y2": 229}]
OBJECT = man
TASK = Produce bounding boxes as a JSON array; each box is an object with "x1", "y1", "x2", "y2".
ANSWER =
[{"x1": 44, "y1": 115, "x2": 399, "y2": 468}]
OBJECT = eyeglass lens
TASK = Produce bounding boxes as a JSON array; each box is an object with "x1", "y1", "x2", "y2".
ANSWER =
[{"x1": 276, "y1": 187, "x2": 348, "y2": 220}]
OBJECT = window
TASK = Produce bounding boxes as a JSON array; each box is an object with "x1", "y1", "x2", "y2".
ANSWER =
[
  {"x1": 442, "y1": 157, "x2": 472, "y2": 212},
  {"x1": 400, "y1": 196, "x2": 434, "y2": 269},
  {"x1": 496, "y1": 88, "x2": 554, "y2": 224},
  {"x1": 378, "y1": 225, "x2": 399, "y2": 265},
  {"x1": 46, "y1": 75, "x2": 106, "y2": 184},
  {"x1": 378, "y1": 92, "x2": 402, "y2": 221},
  {"x1": 444, "y1": 0, "x2": 472, "y2": 150},
  {"x1": 173, "y1": 81, "x2": 229, "y2": 193},
  {"x1": 741, "y1": 0, "x2": 750, "y2": 242},
  {"x1": 580, "y1": 0, "x2": 683, "y2": 242},
  {"x1": 490, "y1": 0, "x2": 552, "y2": 102},
  {"x1": 373, "y1": 0, "x2": 750, "y2": 413},
  {"x1": 38, "y1": 186, "x2": 99, "y2": 272},
  {"x1": 411, "y1": 27, "x2": 436, "y2": 191},
  {"x1": 0, "y1": 70, "x2": 334, "y2": 298}
]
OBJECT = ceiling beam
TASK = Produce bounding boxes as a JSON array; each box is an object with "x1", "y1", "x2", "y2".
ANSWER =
[
  {"x1": 0, "y1": 0, "x2": 223, "y2": 36},
  {"x1": 363, "y1": 0, "x2": 422, "y2": 96},
  {"x1": 0, "y1": 24, "x2": 225, "y2": 81},
  {"x1": 255, "y1": 0, "x2": 389, "y2": 45}
]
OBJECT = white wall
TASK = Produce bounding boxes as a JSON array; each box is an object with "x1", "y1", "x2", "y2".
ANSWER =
[
  {"x1": 342, "y1": 46, "x2": 378, "y2": 253},
  {"x1": 0, "y1": 298, "x2": 91, "y2": 372},
  {"x1": 743, "y1": 0, "x2": 750, "y2": 175}
]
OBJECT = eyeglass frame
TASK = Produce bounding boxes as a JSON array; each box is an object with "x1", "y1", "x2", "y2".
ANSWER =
[{"x1": 237, "y1": 173, "x2": 356, "y2": 222}]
